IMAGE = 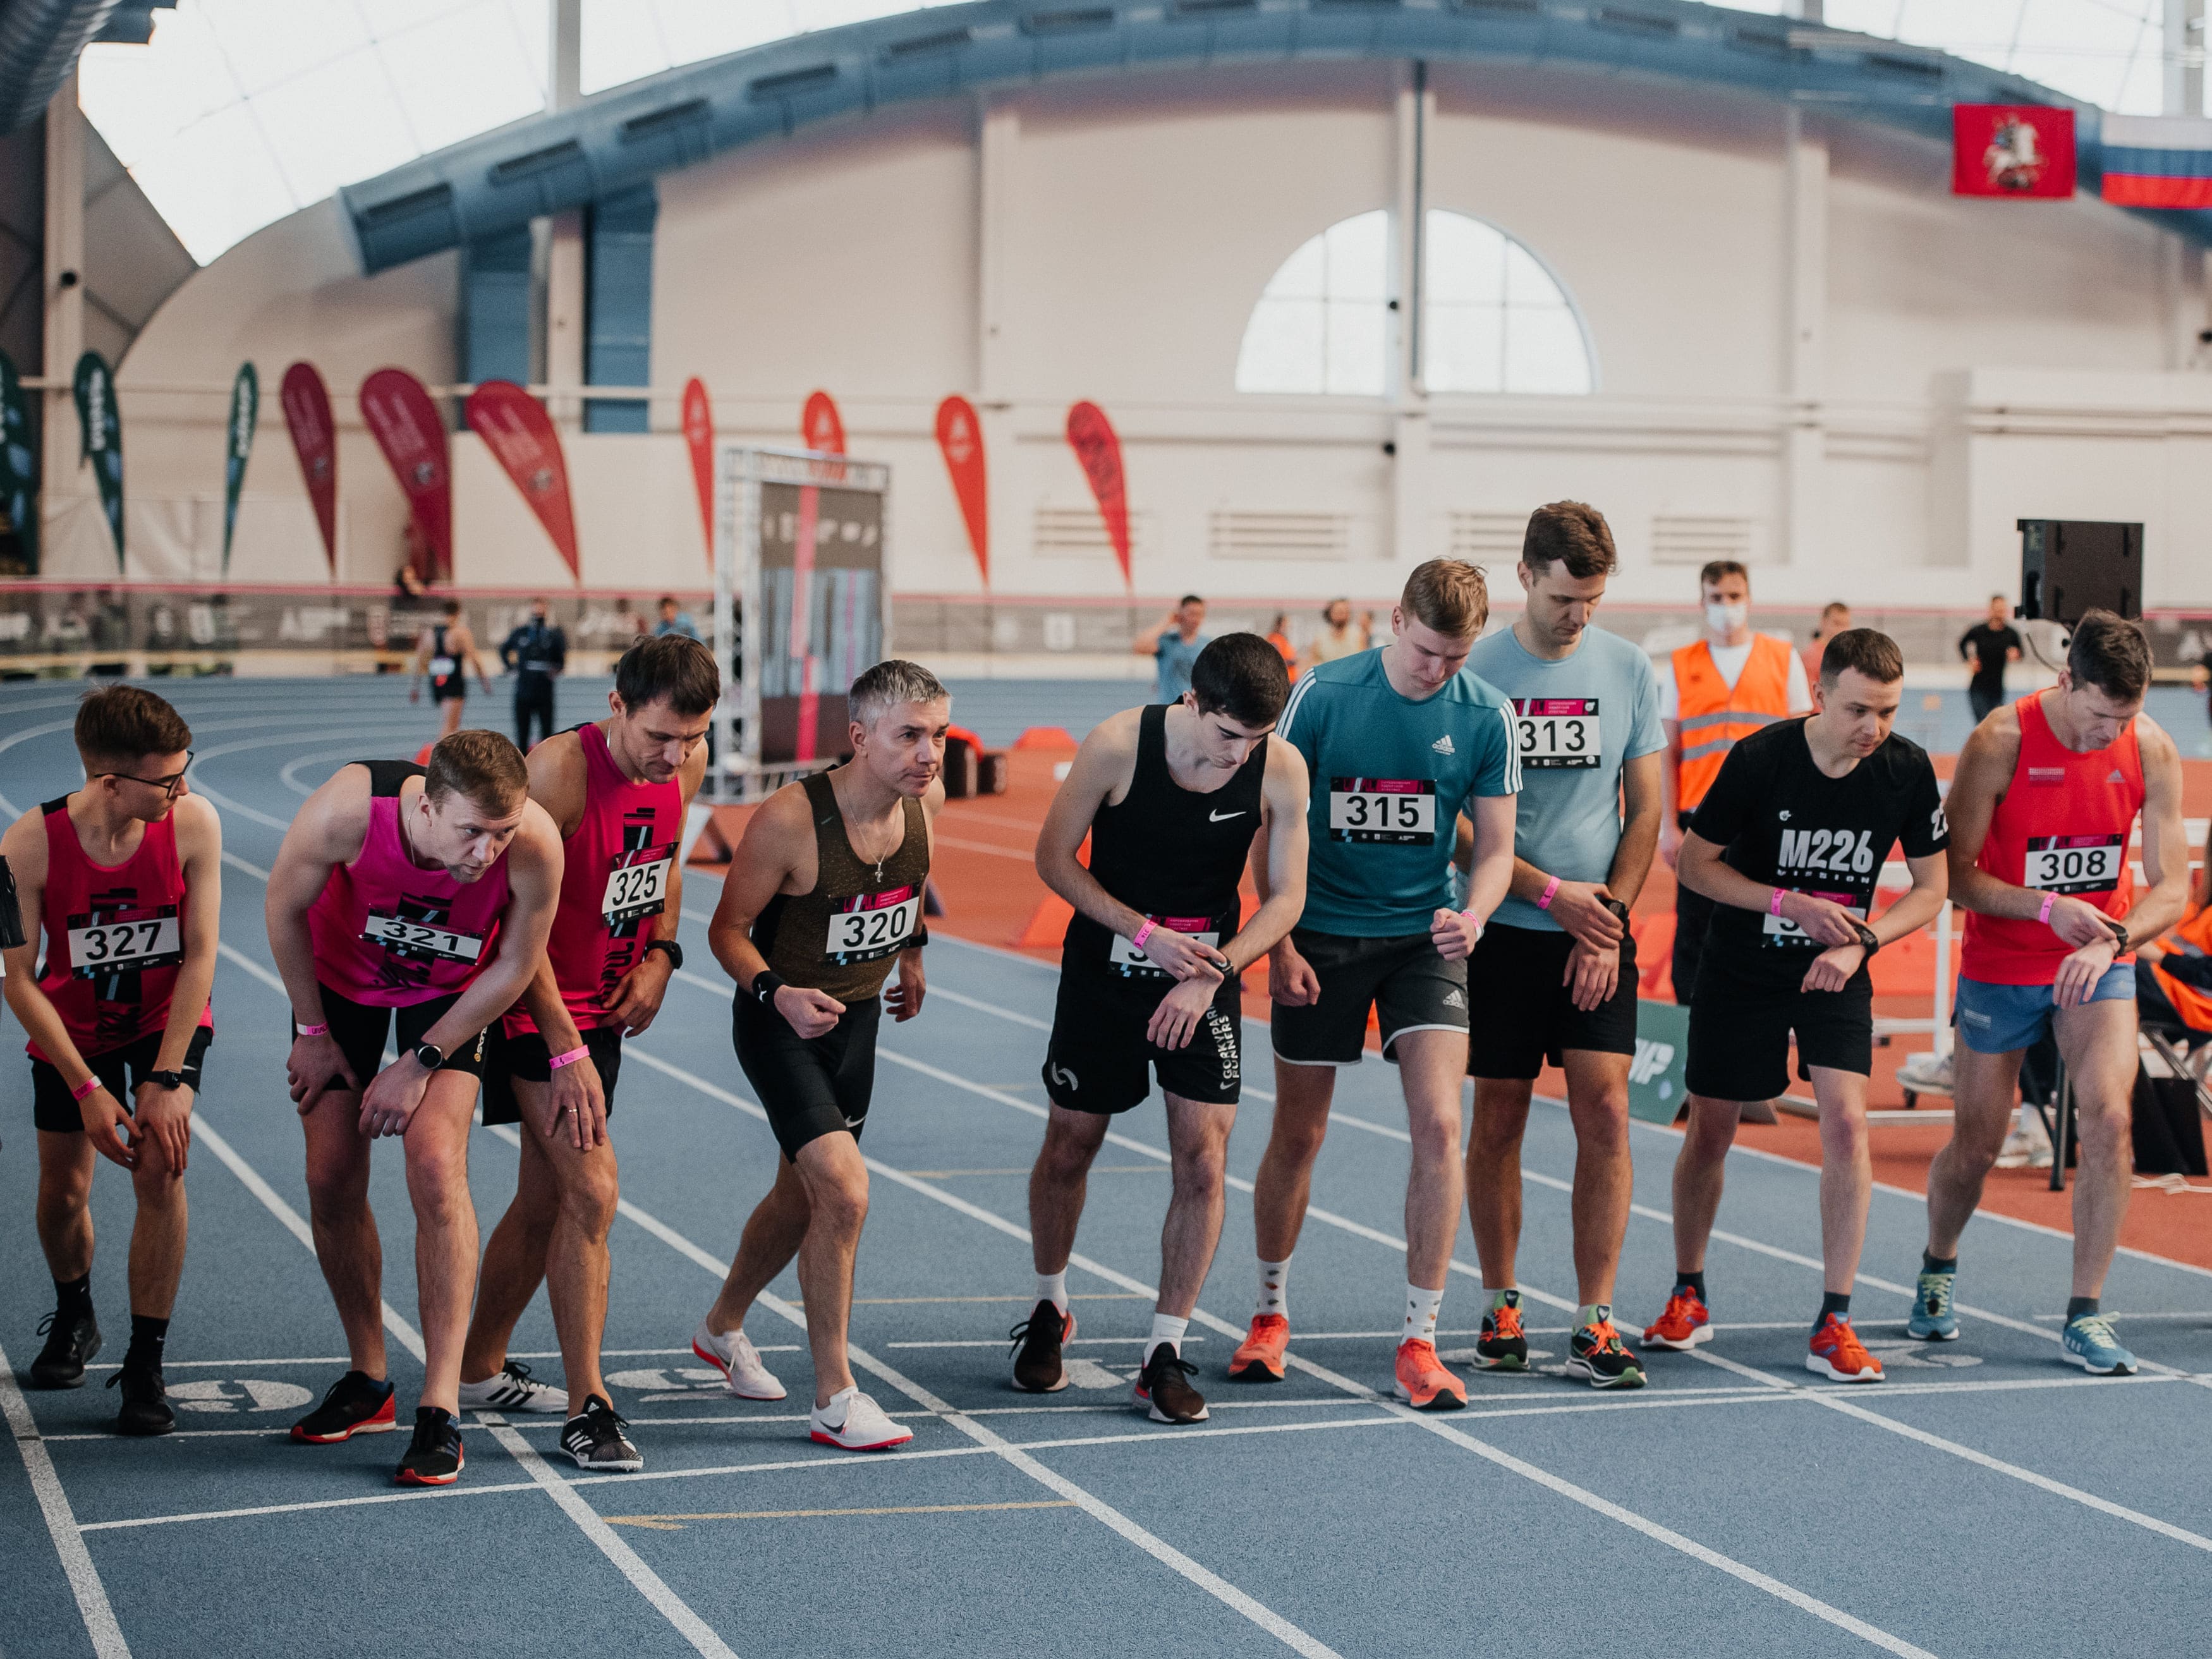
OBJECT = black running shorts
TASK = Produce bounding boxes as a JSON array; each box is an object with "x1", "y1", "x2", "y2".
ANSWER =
[
  {"x1": 1684, "y1": 952, "x2": 1873, "y2": 1103},
  {"x1": 732, "y1": 989, "x2": 881, "y2": 1161},
  {"x1": 30, "y1": 1026, "x2": 214, "y2": 1134},
  {"x1": 480, "y1": 1023, "x2": 624, "y2": 1126},
  {"x1": 1269, "y1": 927, "x2": 1468, "y2": 1067},
  {"x1": 300, "y1": 985, "x2": 487, "y2": 1096},
  {"x1": 1466, "y1": 923, "x2": 1639, "y2": 1079},
  {"x1": 1041, "y1": 962, "x2": 1242, "y2": 1115}
]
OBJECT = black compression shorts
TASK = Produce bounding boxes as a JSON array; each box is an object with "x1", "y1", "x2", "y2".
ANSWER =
[
  {"x1": 1684, "y1": 952, "x2": 1873, "y2": 1102},
  {"x1": 1467, "y1": 923, "x2": 1639, "y2": 1079},
  {"x1": 300, "y1": 986, "x2": 487, "y2": 1095},
  {"x1": 30, "y1": 1026, "x2": 213, "y2": 1134},
  {"x1": 732, "y1": 990, "x2": 881, "y2": 1160},
  {"x1": 480, "y1": 1023, "x2": 624, "y2": 1126},
  {"x1": 1041, "y1": 963, "x2": 1241, "y2": 1115}
]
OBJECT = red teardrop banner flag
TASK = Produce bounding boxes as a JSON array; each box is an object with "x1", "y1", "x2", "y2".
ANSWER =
[
  {"x1": 682, "y1": 375, "x2": 715, "y2": 567},
  {"x1": 934, "y1": 394, "x2": 988, "y2": 589},
  {"x1": 1064, "y1": 399, "x2": 1130, "y2": 591},
  {"x1": 358, "y1": 367, "x2": 451, "y2": 581},
  {"x1": 279, "y1": 361, "x2": 338, "y2": 576},
  {"x1": 801, "y1": 389, "x2": 845, "y2": 455},
  {"x1": 466, "y1": 379, "x2": 581, "y2": 583}
]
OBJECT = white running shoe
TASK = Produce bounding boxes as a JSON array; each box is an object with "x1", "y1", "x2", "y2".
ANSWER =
[
  {"x1": 691, "y1": 1318, "x2": 787, "y2": 1401},
  {"x1": 1995, "y1": 1114, "x2": 2054, "y2": 1170},
  {"x1": 456, "y1": 1360, "x2": 566, "y2": 1414},
  {"x1": 808, "y1": 1386, "x2": 912, "y2": 1451}
]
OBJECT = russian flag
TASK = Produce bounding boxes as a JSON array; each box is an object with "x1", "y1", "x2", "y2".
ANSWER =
[{"x1": 2101, "y1": 114, "x2": 2212, "y2": 209}]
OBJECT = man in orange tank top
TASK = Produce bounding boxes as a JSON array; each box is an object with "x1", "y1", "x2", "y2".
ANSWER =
[{"x1": 1912, "y1": 612, "x2": 2189, "y2": 1376}]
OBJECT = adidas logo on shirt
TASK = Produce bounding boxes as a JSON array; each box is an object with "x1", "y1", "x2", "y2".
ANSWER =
[
  {"x1": 1431, "y1": 735, "x2": 1455, "y2": 755},
  {"x1": 2107, "y1": 769, "x2": 2125, "y2": 784}
]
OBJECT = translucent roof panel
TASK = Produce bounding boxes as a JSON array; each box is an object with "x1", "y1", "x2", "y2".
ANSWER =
[
  {"x1": 1823, "y1": 1, "x2": 2166, "y2": 114},
  {"x1": 580, "y1": 0, "x2": 959, "y2": 95},
  {"x1": 79, "y1": 0, "x2": 550, "y2": 265}
]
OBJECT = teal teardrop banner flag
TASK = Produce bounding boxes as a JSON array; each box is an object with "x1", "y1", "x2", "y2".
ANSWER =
[
  {"x1": 72, "y1": 351, "x2": 123, "y2": 571},
  {"x1": 223, "y1": 362, "x2": 257, "y2": 575},
  {"x1": 0, "y1": 349, "x2": 33, "y2": 573}
]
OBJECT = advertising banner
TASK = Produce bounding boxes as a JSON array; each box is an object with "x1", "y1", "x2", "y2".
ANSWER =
[
  {"x1": 934, "y1": 394, "x2": 988, "y2": 589},
  {"x1": 465, "y1": 379, "x2": 580, "y2": 583},
  {"x1": 1952, "y1": 104, "x2": 2076, "y2": 197},
  {"x1": 801, "y1": 389, "x2": 846, "y2": 456},
  {"x1": 757, "y1": 480, "x2": 883, "y2": 765},
  {"x1": 72, "y1": 351, "x2": 125, "y2": 571},
  {"x1": 222, "y1": 362, "x2": 258, "y2": 575},
  {"x1": 1065, "y1": 400, "x2": 1131, "y2": 590},
  {"x1": 359, "y1": 367, "x2": 452, "y2": 581},
  {"x1": 0, "y1": 349, "x2": 35, "y2": 571},
  {"x1": 682, "y1": 376, "x2": 715, "y2": 566},
  {"x1": 279, "y1": 362, "x2": 339, "y2": 576}
]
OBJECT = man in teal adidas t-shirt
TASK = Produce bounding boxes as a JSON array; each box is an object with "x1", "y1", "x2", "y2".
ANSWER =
[
  {"x1": 1237, "y1": 559, "x2": 1521, "y2": 1411},
  {"x1": 1461, "y1": 502, "x2": 1665, "y2": 1392}
]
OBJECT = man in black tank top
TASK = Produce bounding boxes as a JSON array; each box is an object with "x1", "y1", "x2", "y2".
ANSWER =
[{"x1": 1012, "y1": 635, "x2": 1311, "y2": 1425}]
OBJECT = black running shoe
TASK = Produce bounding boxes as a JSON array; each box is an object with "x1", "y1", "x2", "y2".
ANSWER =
[
  {"x1": 1133, "y1": 1344, "x2": 1209, "y2": 1424},
  {"x1": 106, "y1": 1363, "x2": 175, "y2": 1437},
  {"x1": 291, "y1": 1371, "x2": 398, "y2": 1443},
  {"x1": 396, "y1": 1407, "x2": 464, "y2": 1486},
  {"x1": 29, "y1": 1308, "x2": 100, "y2": 1389},
  {"x1": 1567, "y1": 1319, "x2": 1647, "y2": 1390},
  {"x1": 1009, "y1": 1299, "x2": 1076, "y2": 1394},
  {"x1": 561, "y1": 1395, "x2": 643, "y2": 1473},
  {"x1": 1471, "y1": 1290, "x2": 1530, "y2": 1373}
]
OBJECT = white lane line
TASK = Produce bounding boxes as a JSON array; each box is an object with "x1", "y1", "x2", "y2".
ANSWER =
[
  {"x1": 0, "y1": 1340, "x2": 131, "y2": 1658},
  {"x1": 187, "y1": 726, "x2": 407, "y2": 829},
  {"x1": 0, "y1": 710, "x2": 386, "y2": 818}
]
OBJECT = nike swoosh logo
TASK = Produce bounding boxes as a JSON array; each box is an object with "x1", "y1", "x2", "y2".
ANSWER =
[{"x1": 1209, "y1": 810, "x2": 1245, "y2": 822}]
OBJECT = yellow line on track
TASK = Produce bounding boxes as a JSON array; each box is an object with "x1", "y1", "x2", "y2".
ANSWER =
[{"x1": 605, "y1": 1500, "x2": 1078, "y2": 1531}]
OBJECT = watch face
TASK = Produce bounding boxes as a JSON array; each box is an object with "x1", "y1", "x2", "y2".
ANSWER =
[{"x1": 413, "y1": 1043, "x2": 444, "y2": 1069}]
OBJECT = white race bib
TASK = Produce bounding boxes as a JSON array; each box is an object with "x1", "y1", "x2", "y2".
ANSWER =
[
  {"x1": 361, "y1": 912, "x2": 485, "y2": 963},
  {"x1": 1327, "y1": 777, "x2": 1437, "y2": 844},
  {"x1": 428, "y1": 655, "x2": 457, "y2": 678},
  {"x1": 2022, "y1": 835, "x2": 2124, "y2": 895},
  {"x1": 1110, "y1": 917, "x2": 1220, "y2": 976},
  {"x1": 68, "y1": 913, "x2": 182, "y2": 976},
  {"x1": 601, "y1": 846, "x2": 674, "y2": 927},
  {"x1": 828, "y1": 887, "x2": 920, "y2": 963},
  {"x1": 1761, "y1": 890, "x2": 1868, "y2": 947},
  {"x1": 1513, "y1": 698, "x2": 1601, "y2": 770}
]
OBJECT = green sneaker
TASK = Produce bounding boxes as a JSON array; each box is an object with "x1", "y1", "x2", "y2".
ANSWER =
[
  {"x1": 1566, "y1": 1318, "x2": 1646, "y2": 1390},
  {"x1": 1471, "y1": 1291, "x2": 1529, "y2": 1372},
  {"x1": 1907, "y1": 1270, "x2": 1959, "y2": 1340}
]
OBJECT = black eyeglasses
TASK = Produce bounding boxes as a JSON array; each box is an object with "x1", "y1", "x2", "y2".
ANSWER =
[{"x1": 100, "y1": 751, "x2": 193, "y2": 799}]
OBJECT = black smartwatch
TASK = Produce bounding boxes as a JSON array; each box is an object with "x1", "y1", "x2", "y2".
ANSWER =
[
  {"x1": 751, "y1": 969, "x2": 787, "y2": 1008},
  {"x1": 410, "y1": 1041, "x2": 446, "y2": 1071},
  {"x1": 1599, "y1": 897, "x2": 1631, "y2": 927},
  {"x1": 1852, "y1": 922, "x2": 1881, "y2": 957},
  {"x1": 143, "y1": 1069, "x2": 187, "y2": 1091},
  {"x1": 2108, "y1": 923, "x2": 2130, "y2": 954},
  {"x1": 644, "y1": 939, "x2": 684, "y2": 971}
]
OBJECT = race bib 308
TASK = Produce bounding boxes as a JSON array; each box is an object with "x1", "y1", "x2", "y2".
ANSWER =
[{"x1": 2022, "y1": 834, "x2": 2124, "y2": 895}]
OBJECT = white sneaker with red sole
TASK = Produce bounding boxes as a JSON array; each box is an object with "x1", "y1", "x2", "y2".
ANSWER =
[{"x1": 810, "y1": 1387, "x2": 913, "y2": 1450}]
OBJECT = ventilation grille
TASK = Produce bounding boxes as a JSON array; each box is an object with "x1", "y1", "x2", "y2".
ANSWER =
[
  {"x1": 1208, "y1": 511, "x2": 1350, "y2": 562},
  {"x1": 1651, "y1": 514, "x2": 1758, "y2": 566},
  {"x1": 1031, "y1": 506, "x2": 1155, "y2": 562},
  {"x1": 1443, "y1": 511, "x2": 1527, "y2": 564}
]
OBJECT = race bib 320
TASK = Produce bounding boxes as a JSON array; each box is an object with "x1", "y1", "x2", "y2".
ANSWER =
[{"x1": 829, "y1": 885, "x2": 920, "y2": 963}]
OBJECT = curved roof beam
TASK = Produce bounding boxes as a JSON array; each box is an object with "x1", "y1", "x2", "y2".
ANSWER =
[{"x1": 336, "y1": 0, "x2": 2191, "y2": 272}]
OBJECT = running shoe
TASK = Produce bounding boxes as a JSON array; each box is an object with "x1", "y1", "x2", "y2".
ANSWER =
[
  {"x1": 1227, "y1": 1313, "x2": 1288, "y2": 1383},
  {"x1": 1907, "y1": 1271, "x2": 1959, "y2": 1341},
  {"x1": 691, "y1": 1317, "x2": 787, "y2": 1401},
  {"x1": 2060, "y1": 1315, "x2": 2137, "y2": 1376},
  {"x1": 561, "y1": 1395, "x2": 643, "y2": 1472},
  {"x1": 1392, "y1": 1339, "x2": 1468, "y2": 1410},
  {"x1": 1471, "y1": 1291, "x2": 1529, "y2": 1371},
  {"x1": 1008, "y1": 1299, "x2": 1077, "y2": 1393},
  {"x1": 1133, "y1": 1344, "x2": 1209, "y2": 1424},
  {"x1": 291, "y1": 1371, "x2": 398, "y2": 1443},
  {"x1": 458, "y1": 1359, "x2": 564, "y2": 1414},
  {"x1": 28, "y1": 1308, "x2": 100, "y2": 1389},
  {"x1": 106, "y1": 1362, "x2": 176, "y2": 1435},
  {"x1": 395, "y1": 1407, "x2": 464, "y2": 1486},
  {"x1": 1995, "y1": 1115, "x2": 2053, "y2": 1170},
  {"x1": 1640, "y1": 1287, "x2": 1713, "y2": 1352},
  {"x1": 1806, "y1": 1314, "x2": 1885, "y2": 1383},
  {"x1": 809, "y1": 1387, "x2": 913, "y2": 1450},
  {"x1": 1567, "y1": 1320, "x2": 1646, "y2": 1390}
]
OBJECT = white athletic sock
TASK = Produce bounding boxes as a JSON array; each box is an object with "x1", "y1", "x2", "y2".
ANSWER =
[
  {"x1": 1148, "y1": 1313, "x2": 1190, "y2": 1359},
  {"x1": 1403, "y1": 1283, "x2": 1445, "y2": 1346},
  {"x1": 1037, "y1": 1270, "x2": 1069, "y2": 1315},
  {"x1": 1256, "y1": 1258, "x2": 1291, "y2": 1320}
]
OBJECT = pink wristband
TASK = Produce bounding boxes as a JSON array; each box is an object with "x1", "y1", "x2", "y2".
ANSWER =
[
  {"x1": 1537, "y1": 877, "x2": 1560, "y2": 911},
  {"x1": 1131, "y1": 920, "x2": 1156, "y2": 952},
  {"x1": 296, "y1": 1021, "x2": 329, "y2": 1038},
  {"x1": 2038, "y1": 892, "x2": 2055, "y2": 926},
  {"x1": 71, "y1": 1074, "x2": 100, "y2": 1102},
  {"x1": 547, "y1": 1045, "x2": 590, "y2": 1071},
  {"x1": 1770, "y1": 888, "x2": 1787, "y2": 918}
]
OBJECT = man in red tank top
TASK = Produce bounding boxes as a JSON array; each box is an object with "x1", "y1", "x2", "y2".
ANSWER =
[
  {"x1": 456, "y1": 638, "x2": 717, "y2": 1473},
  {"x1": 265, "y1": 731, "x2": 562, "y2": 1486},
  {"x1": 1913, "y1": 612, "x2": 2190, "y2": 1376},
  {"x1": 2, "y1": 687, "x2": 218, "y2": 1437}
]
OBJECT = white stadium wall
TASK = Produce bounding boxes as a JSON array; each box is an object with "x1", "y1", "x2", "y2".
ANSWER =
[{"x1": 49, "y1": 61, "x2": 2212, "y2": 624}]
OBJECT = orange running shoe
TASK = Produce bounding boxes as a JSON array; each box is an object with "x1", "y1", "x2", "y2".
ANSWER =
[
  {"x1": 1806, "y1": 1313, "x2": 1884, "y2": 1383},
  {"x1": 1640, "y1": 1287, "x2": 1712, "y2": 1352},
  {"x1": 1228, "y1": 1313, "x2": 1289, "y2": 1383},
  {"x1": 1392, "y1": 1339, "x2": 1467, "y2": 1411}
]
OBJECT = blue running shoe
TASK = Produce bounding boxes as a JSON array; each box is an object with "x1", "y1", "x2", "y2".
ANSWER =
[
  {"x1": 2061, "y1": 1315, "x2": 2137, "y2": 1376},
  {"x1": 1907, "y1": 1270, "x2": 1959, "y2": 1340}
]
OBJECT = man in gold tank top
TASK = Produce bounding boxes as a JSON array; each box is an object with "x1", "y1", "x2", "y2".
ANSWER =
[{"x1": 688, "y1": 661, "x2": 949, "y2": 1453}]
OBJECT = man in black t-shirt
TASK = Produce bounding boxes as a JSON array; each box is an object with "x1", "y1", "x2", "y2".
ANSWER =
[
  {"x1": 1960, "y1": 595, "x2": 2023, "y2": 726},
  {"x1": 1638, "y1": 630, "x2": 1950, "y2": 1385}
]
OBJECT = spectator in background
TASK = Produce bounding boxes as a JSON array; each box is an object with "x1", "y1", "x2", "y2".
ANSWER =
[
  {"x1": 499, "y1": 597, "x2": 568, "y2": 751},
  {"x1": 1959, "y1": 593, "x2": 2023, "y2": 725},
  {"x1": 1134, "y1": 593, "x2": 1210, "y2": 702},
  {"x1": 656, "y1": 595, "x2": 700, "y2": 640},
  {"x1": 1301, "y1": 597, "x2": 1370, "y2": 672},
  {"x1": 1265, "y1": 613, "x2": 1298, "y2": 679},
  {"x1": 394, "y1": 564, "x2": 428, "y2": 601},
  {"x1": 1806, "y1": 601, "x2": 1851, "y2": 688}
]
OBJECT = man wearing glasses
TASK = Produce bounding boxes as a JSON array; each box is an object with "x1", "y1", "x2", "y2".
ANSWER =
[{"x1": 1, "y1": 687, "x2": 220, "y2": 1438}]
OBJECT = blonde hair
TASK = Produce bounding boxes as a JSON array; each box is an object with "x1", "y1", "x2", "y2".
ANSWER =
[{"x1": 1400, "y1": 559, "x2": 1489, "y2": 639}]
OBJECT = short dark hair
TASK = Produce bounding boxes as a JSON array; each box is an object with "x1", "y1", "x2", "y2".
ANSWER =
[
  {"x1": 425, "y1": 729, "x2": 528, "y2": 815},
  {"x1": 2067, "y1": 609, "x2": 2151, "y2": 702},
  {"x1": 1189, "y1": 633, "x2": 1289, "y2": 729},
  {"x1": 1521, "y1": 501, "x2": 1617, "y2": 579},
  {"x1": 1820, "y1": 602, "x2": 1852, "y2": 624},
  {"x1": 615, "y1": 635, "x2": 720, "y2": 718},
  {"x1": 75, "y1": 686, "x2": 191, "y2": 768},
  {"x1": 441, "y1": 599, "x2": 461, "y2": 617},
  {"x1": 1401, "y1": 559, "x2": 1488, "y2": 638},
  {"x1": 1179, "y1": 593, "x2": 1204, "y2": 608},
  {"x1": 1698, "y1": 560, "x2": 1747, "y2": 590},
  {"x1": 1820, "y1": 628, "x2": 1904, "y2": 686}
]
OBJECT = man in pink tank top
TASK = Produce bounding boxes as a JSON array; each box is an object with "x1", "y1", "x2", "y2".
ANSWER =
[
  {"x1": 456, "y1": 638, "x2": 717, "y2": 1473},
  {"x1": 1912, "y1": 612, "x2": 2189, "y2": 1376},
  {"x1": 265, "y1": 731, "x2": 562, "y2": 1486},
  {"x1": 2, "y1": 687, "x2": 219, "y2": 1437}
]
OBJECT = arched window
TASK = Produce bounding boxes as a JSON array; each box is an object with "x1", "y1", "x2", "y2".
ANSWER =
[{"x1": 1234, "y1": 209, "x2": 1594, "y2": 397}]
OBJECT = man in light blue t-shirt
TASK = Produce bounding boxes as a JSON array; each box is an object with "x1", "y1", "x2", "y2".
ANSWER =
[
  {"x1": 1135, "y1": 595, "x2": 1211, "y2": 703},
  {"x1": 1456, "y1": 502, "x2": 1665, "y2": 1391}
]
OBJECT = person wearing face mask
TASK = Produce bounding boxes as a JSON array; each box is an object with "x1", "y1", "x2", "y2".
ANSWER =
[{"x1": 1657, "y1": 561, "x2": 1814, "y2": 1004}]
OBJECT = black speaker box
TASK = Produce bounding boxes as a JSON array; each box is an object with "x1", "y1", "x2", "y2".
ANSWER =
[{"x1": 2017, "y1": 519, "x2": 2141, "y2": 623}]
